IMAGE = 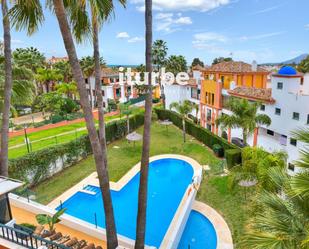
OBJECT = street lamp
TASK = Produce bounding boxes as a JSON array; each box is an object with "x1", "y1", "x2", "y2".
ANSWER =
[{"x1": 23, "y1": 125, "x2": 30, "y2": 153}]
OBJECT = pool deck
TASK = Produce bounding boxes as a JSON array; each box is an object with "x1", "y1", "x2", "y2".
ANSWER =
[
  {"x1": 193, "y1": 201, "x2": 234, "y2": 249},
  {"x1": 9, "y1": 154, "x2": 233, "y2": 249}
]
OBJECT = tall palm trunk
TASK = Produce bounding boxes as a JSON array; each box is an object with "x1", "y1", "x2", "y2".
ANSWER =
[
  {"x1": 92, "y1": 20, "x2": 108, "y2": 169},
  {"x1": 243, "y1": 129, "x2": 248, "y2": 145},
  {"x1": 135, "y1": 0, "x2": 152, "y2": 247},
  {"x1": 52, "y1": 1, "x2": 118, "y2": 248},
  {"x1": 0, "y1": 0, "x2": 12, "y2": 177}
]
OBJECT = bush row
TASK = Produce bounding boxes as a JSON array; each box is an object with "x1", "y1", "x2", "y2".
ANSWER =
[
  {"x1": 8, "y1": 113, "x2": 145, "y2": 186},
  {"x1": 155, "y1": 109, "x2": 242, "y2": 168}
]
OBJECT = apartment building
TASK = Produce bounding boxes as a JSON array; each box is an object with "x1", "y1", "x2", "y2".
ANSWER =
[
  {"x1": 84, "y1": 67, "x2": 138, "y2": 109},
  {"x1": 165, "y1": 61, "x2": 308, "y2": 172},
  {"x1": 199, "y1": 61, "x2": 269, "y2": 133},
  {"x1": 164, "y1": 78, "x2": 201, "y2": 117}
]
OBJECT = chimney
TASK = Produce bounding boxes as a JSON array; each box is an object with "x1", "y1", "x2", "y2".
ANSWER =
[{"x1": 252, "y1": 60, "x2": 257, "y2": 71}]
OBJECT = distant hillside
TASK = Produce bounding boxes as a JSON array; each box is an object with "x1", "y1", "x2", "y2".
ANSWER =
[
  {"x1": 261, "y1": 53, "x2": 308, "y2": 66},
  {"x1": 281, "y1": 54, "x2": 308, "y2": 65}
]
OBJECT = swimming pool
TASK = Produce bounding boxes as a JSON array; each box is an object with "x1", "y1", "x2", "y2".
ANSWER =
[
  {"x1": 57, "y1": 158, "x2": 194, "y2": 248},
  {"x1": 178, "y1": 210, "x2": 217, "y2": 249}
]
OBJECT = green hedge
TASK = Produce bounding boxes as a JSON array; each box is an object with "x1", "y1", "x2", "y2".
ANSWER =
[
  {"x1": 155, "y1": 109, "x2": 242, "y2": 167},
  {"x1": 8, "y1": 113, "x2": 144, "y2": 186},
  {"x1": 225, "y1": 149, "x2": 242, "y2": 169}
]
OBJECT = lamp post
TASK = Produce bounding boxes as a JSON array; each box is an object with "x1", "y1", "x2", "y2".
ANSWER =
[{"x1": 24, "y1": 126, "x2": 30, "y2": 153}]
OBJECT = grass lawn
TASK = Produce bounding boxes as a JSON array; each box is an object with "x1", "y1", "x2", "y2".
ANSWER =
[
  {"x1": 8, "y1": 111, "x2": 141, "y2": 159},
  {"x1": 32, "y1": 122, "x2": 251, "y2": 248}
]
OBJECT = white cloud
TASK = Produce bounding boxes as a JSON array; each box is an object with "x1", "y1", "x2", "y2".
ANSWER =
[
  {"x1": 116, "y1": 32, "x2": 130, "y2": 39},
  {"x1": 305, "y1": 24, "x2": 309, "y2": 30},
  {"x1": 239, "y1": 31, "x2": 285, "y2": 41},
  {"x1": 128, "y1": 37, "x2": 144, "y2": 43},
  {"x1": 249, "y1": 4, "x2": 283, "y2": 15},
  {"x1": 131, "y1": 0, "x2": 231, "y2": 12},
  {"x1": 155, "y1": 12, "x2": 192, "y2": 33},
  {"x1": 193, "y1": 32, "x2": 227, "y2": 43}
]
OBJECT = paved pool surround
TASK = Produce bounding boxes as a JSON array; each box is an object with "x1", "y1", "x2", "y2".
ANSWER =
[{"x1": 9, "y1": 154, "x2": 233, "y2": 249}]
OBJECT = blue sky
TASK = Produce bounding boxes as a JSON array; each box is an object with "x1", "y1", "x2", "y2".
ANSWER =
[{"x1": 1, "y1": 0, "x2": 309, "y2": 65}]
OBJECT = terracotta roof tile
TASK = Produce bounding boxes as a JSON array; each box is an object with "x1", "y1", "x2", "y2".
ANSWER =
[
  {"x1": 205, "y1": 61, "x2": 269, "y2": 73},
  {"x1": 228, "y1": 86, "x2": 275, "y2": 103}
]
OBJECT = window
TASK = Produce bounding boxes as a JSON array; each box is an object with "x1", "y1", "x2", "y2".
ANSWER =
[
  {"x1": 307, "y1": 114, "x2": 309, "y2": 125},
  {"x1": 288, "y1": 163, "x2": 295, "y2": 171},
  {"x1": 85, "y1": 78, "x2": 88, "y2": 84},
  {"x1": 206, "y1": 124, "x2": 212, "y2": 131},
  {"x1": 211, "y1": 93, "x2": 215, "y2": 105},
  {"x1": 293, "y1": 112, "x2": 300, "y2": 120},
  {"x1": 280, "y1": 135, "x2": 287, "y2": 146},
  {"x1": 290, "y1": 138, "x2": 297, "y2": 146},
  {"x1": 102, "y1": 90, "x2": 105, "y2": 97},
  {"x1": 260, "y1": 105, "x2": 265, "y2": 111},
  {"x1": 277, "y1": 82, "x2": 283, "y2": 89},
  {"x1": 191, "y1": 88, "x2": 198, "y2": 99},
  {"x1": 275, "y1": 108, "x2": 281, "y2": 115},
  {"x1": 267, "y1": 129, "x2": 274, "y2": 136},
  {"x1": 221, "y1": 76, "x2": 225, "y2": 83},
  {"x1": 92, "y1": 90, "x2": 96, "y2": 96}
]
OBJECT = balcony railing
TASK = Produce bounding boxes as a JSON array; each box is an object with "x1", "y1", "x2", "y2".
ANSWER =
[{"x1": 0, "y1": 223, "x2": 69, "y2": 249}]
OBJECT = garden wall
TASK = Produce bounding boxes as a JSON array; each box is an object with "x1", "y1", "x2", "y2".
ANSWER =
[
  {"x1": 155, "y1": 109, "x2": 242, "y2": 168},
  {"x1": 8, "y1": 114, "x2": 145, "y2": 186}
]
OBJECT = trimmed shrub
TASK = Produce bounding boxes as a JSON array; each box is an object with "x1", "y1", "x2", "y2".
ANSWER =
[
  {"x1": 8, "y1": 113, "x2": 144, "y2": 186},
  {"x1": 155, "y1": 108, "x2": 242, "y2": 167},
  {"x1": 225, "y1": 149, "x2": 242, "y2": 169},
  {"x1": 213, "y1": 144, "x2": 224, "y2": 157}
]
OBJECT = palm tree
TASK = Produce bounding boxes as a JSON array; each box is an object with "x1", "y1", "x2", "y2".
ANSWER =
[
  {"x1": 290, "y1": 128, "x2": 309, "y2": 198},
  {"x1": 165, "y1": 55, "x2": 187, "y2": 75},
  {"x1": 13, "y1": 47, "x2": 45, "y2": 73},
  {"x1": 135, "y1": 0, "x2": 153, "y2": 247},
  {"x1": 36, "y1": 67, "x2": 63, "y2": 93},
  {"x1": 53, "y1": 60, "x2": 72, "y2": 82},
  {"x1": 55, "y1": 81, "x2": 77, "y2": 99},
  {"x1": 243, "y1": 167, "x2": 309, "y2": 249},
  {"x1": 169, "y1": 100, "x2": 193, "y2": 143},
  {"x1": 0, "y1": 0, "x2": 13, "y2": 177},
  {"x1": 80, "y1": 55, "x2": 105, "y2": 108},
  {"x1": 9, "y1": 1, "x2": 119, "y2": 247},
  {"x1": 152, "y1": 39, "x2": 167, "y2": 108},
  {"x1": 243, "y1": 129, "x2": 309, "y2": 249},
  {"x1": 119, "y1": 103, "x2": 136, "y2": 134},
  {"x1": 191, "y1": 101, "x2": 199, "y2": 124},
  {"x1": 216, "y1": 98, "x2": 271, "y2": 145}
]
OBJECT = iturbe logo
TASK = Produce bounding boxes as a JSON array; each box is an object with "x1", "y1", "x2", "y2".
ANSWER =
[{"x1": 119, "y1": 67, "x2": 190, "y2": 86}]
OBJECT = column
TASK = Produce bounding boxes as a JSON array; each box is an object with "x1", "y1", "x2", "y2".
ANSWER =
[{"x1": 253, "y1": 127, "x2": 259, "y2": 146}]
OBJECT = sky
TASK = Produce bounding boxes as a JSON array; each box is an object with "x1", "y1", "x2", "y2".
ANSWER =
[{"x1": 1, "y1": 0, "x2": 309, "y2": 65}]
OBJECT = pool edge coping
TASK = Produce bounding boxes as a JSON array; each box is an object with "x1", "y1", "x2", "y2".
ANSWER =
[{"x1": 192, "y1": 201, "x2": 234, "y2": 249}]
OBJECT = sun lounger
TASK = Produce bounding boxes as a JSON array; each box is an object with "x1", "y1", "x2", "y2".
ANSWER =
[
  {"x1": 65, "y1": 237, "x2": 78, "y2": 247},
  {"x1": 82, "y1": 243, "x2": 95, "y2": 249},
  {"x1": 41, "y1": 230, "x2": 55, "y2": 238},
  {"x1": 72, "y1": 239, "x2": 87, "y2": 249},
  {"x1": 49, "y1": 232, "x2": 62, "y2": 241},
  {"x1": 55, "y1": 235, "x2": 71, "y2": 244}
]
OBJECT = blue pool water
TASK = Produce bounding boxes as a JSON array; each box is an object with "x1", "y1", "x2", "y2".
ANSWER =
[
  {"x1": 178, "y1": 210, "x2": 217, "y2": 249},
  {"x1": 57, "y1": 158, "x2": 194, "y2": 247}
]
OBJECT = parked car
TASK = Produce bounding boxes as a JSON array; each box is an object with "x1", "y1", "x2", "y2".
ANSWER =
[{"x1": 231, "y1": 137, "x2": 248, "y2": 148}]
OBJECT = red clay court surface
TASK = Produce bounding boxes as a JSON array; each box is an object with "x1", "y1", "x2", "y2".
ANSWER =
[{"x1": 9, "y1": 110, "x2": 119, "y2": 138}]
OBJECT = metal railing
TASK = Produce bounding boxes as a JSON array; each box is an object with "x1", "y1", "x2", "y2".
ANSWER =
[{"x1": 0, "y1": 223, "x2": 69, "y2": 249}]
